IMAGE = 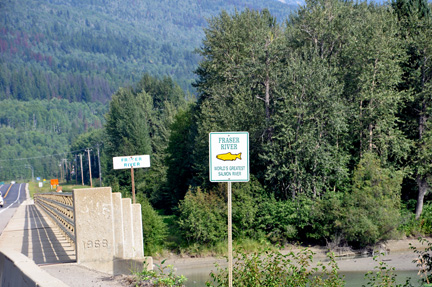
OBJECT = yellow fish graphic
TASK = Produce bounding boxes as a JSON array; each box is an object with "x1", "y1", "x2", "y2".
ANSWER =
[{"x1": 216, "y1": 152, "x2": 242, "y2": 161}]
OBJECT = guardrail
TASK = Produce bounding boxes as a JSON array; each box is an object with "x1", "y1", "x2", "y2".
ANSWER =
[{"x1": 34, "y1": 192, "x2": 75, "y2": 248}]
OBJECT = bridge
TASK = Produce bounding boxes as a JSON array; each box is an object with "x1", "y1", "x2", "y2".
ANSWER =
[{"x1": 0, "y1": 184, "x2": 152, "y2": 286}]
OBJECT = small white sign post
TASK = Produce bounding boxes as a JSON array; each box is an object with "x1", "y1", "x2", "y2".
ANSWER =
[
  {"x1": 113, "y1": 155, "x2": 150, "y2": 203},
  {"x1": 209, "y1": 132, "x2": 249, "y2": 287}
]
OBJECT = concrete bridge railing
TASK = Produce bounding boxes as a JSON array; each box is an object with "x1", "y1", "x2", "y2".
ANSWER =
[{"x1": 34, "y1": 187, "x2": 152, "y2": 275}]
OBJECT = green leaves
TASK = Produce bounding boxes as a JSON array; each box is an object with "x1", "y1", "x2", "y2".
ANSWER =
[
  {"x1": 103, "y1": 74, "x2": 189, "y2": 202},
  {"x1": 132, "y1": 258, "x2": 187, "y2": 286},
  {"x1": 105, "y1": 87, "x2": 152, "y2": 157},
  {"x1": 139, "y1": 196, "x2": 168, "y2": 256},
  {"x1": 178, "y1": 187, "x2": 227, "y2": 245},
  {"x1": 344, "y1": 153, "x2": 403, "y2": 247},
  {"x1": 263, "y1": 47, "x2": 348, "y2": 198},
  {"x1": 0, "y1": 98, "x2": 106, "y2": 181},
  {"x1": 207, "y1": 247, "x2": 345, "y2": 287}
]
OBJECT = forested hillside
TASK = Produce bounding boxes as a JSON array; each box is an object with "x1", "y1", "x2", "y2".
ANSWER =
[
  {"x1": 0, "y1": 0, "x2": 294, "y2": 183},
  {"x1": 0, "y1": 0, "x2": 294, "y2": 103},
  {"x1": 0, "y1": 99, "x2": 106, "y2": 180},
  {"x1": 93, "y1": 0, "x2": 432, "y2": 254},
  {"x1": 1, "y1": 0, "x2": 432, "y2": 255}
]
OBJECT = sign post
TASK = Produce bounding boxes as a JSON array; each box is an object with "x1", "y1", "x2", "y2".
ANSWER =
[
  {"x1": 113, "y1": 155, "x2": 150, "y2": 203},
  {"x1": 209, "y1": 132, "x2": 249, "y2": 287},
  {"x1": 131, "y1": 166, "x2": 135, "y2": 204}
]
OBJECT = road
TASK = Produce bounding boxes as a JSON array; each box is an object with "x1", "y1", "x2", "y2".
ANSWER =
[{"x1": 0, "y1": 183, "x2": 27, "y2": 235}]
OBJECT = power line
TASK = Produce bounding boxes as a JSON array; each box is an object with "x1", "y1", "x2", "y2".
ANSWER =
[{"x1": 0, "y1": 143, "x2": 104, "y2": 162}]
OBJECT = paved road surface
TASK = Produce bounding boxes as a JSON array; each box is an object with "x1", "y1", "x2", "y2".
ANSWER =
[{"x1": 0, "y1": 183, "x2": 26, "y2": 234}]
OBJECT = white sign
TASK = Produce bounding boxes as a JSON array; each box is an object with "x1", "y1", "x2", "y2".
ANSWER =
[
  {"x1": 113, "y1": 155, "x2": 150, "y2": 170},
  {"x1": 209, "y1": 132, "x2": 249, "y2": 182}
]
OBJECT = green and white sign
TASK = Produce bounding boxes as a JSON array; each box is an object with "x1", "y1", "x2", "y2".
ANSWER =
[
  {"x1": 113, "y1": 155, "x2": 150, "y2": 170},
  {"x1": 113, "y1": 154, "x2": 151, "y2": 204},
  {"x1": 209, "y1": 132, "x2": 249, "y2": 182}
]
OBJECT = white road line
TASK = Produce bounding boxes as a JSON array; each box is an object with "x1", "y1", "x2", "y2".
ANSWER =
[{"x1": 0, "y1": 183, "x2": 22, "y2": 214}]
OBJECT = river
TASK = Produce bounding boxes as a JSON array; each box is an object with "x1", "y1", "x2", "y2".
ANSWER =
[
  {"x1": 168, "y1": 252, "x2": 423, "y2": 287},
  {"x1": 177, "y1": 266, "x2": 419, "y2": 286}
]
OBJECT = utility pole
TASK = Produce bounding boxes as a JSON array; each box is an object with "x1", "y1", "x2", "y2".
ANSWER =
[
  {"x1": 24, "y1": 164, "x2": 34, "y2": 182},
  {"x1": 79, "y1": 153, "x2": 84, "y2": 186},
  {"x1": 97, "y1": 143, "x2": 102, "y2": 187},
  {"x1": 86, "y1": 148, "x2": 93, "y2": 187},
  {"x1": 75, "y1": 156, "x2": 78, "y2": 185},
  {"x1": 62, "y1": 158, "x2": 68, "y2": 182},
  {"x1": 59, "y1": 162, "x2": 63, "y2": 183}
]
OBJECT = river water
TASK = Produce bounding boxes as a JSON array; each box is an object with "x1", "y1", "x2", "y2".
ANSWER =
[{"x1": 175, "y1": 261, "x2": 420, "y2": 286}]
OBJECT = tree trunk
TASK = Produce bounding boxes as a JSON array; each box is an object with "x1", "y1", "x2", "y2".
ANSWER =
[
  {"x1": 415, "y1": 98, "x2": 429, "y2": 219},
  {"x1": 264, "y1": 43, "x2": 273, "y2": 142},
  {"x1": 359, "y1": 100, "x2": 363, "y2": 158},
  {"x1": 265, "y1": 77, "x2": 271, "y2": 140},
  {"x1": 415, "y1": 175, "x2": 428, "y2": 220}
]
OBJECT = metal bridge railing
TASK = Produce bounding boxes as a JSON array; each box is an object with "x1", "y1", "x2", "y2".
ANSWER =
[{"x1": 34, "y1": 192, "x2": 75, "y2": 248}]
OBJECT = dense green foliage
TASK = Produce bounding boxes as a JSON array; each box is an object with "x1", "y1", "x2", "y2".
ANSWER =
[
  {"x1": 344, "y1": 153, "x2": 403, "y2": 247},
  {"x1": 102, "y1": 74, "x2": 189, "y2": 200},
  {"x1": 178, "y1": 187, "x2": 227, "y2": 244},
  {"x1": 173, "y1": 0, "x2": 432, "y2": 249},
  {"x1": 2, "y1": 0, "x2": 432, "y2": 254},
  {"x1": 0, "y1": 0, "x2": 294, "y2": 103},
  {"x1": 392, "y1": 0, "x2": 432, "y2": 220},
  {"x1": 130, "y1": 259, "x2": 187, "y2": 286},
  {"x1": 410, "y1": 237, "x2": 432, "y2": 284},
  {"x1": 139, "y1": 196, "x2": 169, "y2": 256},
  {"x1": 207, "y1": 248, "x2": 345, "y2": 287},
  {"x1": 0, "y1": 99, "x2": 106, "y2": 181}
]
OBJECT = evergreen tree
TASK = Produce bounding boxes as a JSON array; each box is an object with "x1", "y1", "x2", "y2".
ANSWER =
[
  {"x1": 104, "y1": 87, "x2": 152, "y2": 195},
  {"x1": 133, "y1": 74, "x2": 188, "y2": 205},
  {"x1": 164, "y1": 106, "x2": 195, "y2": 209},
  {"x1": 104, "y1": 74, "x2": 188, "y2": 203}
]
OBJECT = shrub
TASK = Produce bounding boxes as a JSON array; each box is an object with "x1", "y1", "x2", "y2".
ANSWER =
[
  {"x1": 309, "y1": 191, "x2": 345, "y2": 244},
  {"x1": 343, "y1": 153, "x2": 403, "y2": 247},
  {"x1": 398, "y1": 200, "x2": 422, "y2": 237},
  {"x1": 410, "y1": 237, "x2": 432, "y2": 285},
  {"x1": 139, "y1": 196, "x2": 168, "y2": 256},
  {"x1": 177, "y1": 179, "x2": 265, "y2": 248},
  {"x1": 129, "y1": 259, "x2": 187, "y2": 287},
  {"x1": 255, "y1": 194, "x2": 314, "y2": 244},
  {"x1": 231, "y1": 179, "x2": 262, "y2": 239},
  {"x1": 420, "y1": 203, "x2": 432, "y2": 234},
  {"x1": 206, "y1": 247, "x2": 345, "y2": 287},
  {"x1": 178, "y1": 187, "x2": 227, "y2": 245}
]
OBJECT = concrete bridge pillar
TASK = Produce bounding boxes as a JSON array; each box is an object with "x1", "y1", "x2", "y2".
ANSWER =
[{"x1": 73, "y1": 187, "x2": 151, "y2": 275}]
